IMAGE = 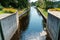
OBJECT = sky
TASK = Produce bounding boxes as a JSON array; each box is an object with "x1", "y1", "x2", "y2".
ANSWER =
[{"x1": 29, "y1": 0, "x2": 38, "y2": 2}]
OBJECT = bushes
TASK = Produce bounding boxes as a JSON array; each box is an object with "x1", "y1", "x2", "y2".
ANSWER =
[
  {"x1": 46, "y1": 1, "x2": 54, "y2": 9},
  {"x1": 3, "y1": 8, "x2": 17, "y2": 13},
  {"x1": 35, "y1": 1, "x2": 40, "y2": 7},
  {"x1": 0, "y1": 4, "x2": 3, "y2": 10},
  {"x1": 0, "y1": 0, "x2": 29, "y2": 9},
  {"x1": 49, "y1": 8, "x2": 60, "y2": 11}
]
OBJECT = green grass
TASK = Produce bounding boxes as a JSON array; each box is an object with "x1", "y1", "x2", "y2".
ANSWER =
[
  {"x1": 0, "y1": 11, "x2": 4, "y2": 14},
  {"x1": 0, "y1": 8, "x2": 27, "y2": 15},
  {"x1": 49, "y1": 8, "x2": 60, "y2": 11},
  {"x1": 38, "y1": 7, "x2": 48, "y2": 19}
]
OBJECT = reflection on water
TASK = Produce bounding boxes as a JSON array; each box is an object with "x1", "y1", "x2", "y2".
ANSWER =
[
  {"x1": 19, "y1": 11, "x2": 30, "y2": 32},
  {"x1": 19, "y1": 6, "x2": 47, "y2": 40}
]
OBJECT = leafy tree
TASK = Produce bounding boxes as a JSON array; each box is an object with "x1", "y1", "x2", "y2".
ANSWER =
[
  {"x1": 18, "y1": 0, "x2": 29, "y2": 9},
  {"x1": 37, "y1": 0, "x2": 46, "y2": 8},
  {"x1": 35, "y1": 1, "x2": 40, "y2": 7},
  {"x1": 0, "y1": 0, "x2": 10, "y2": 7},
  {"x1": 0, "y1": 0, "x2": 29, "y2": 9}
]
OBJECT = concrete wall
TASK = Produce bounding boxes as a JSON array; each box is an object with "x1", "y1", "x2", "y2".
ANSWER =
[
  {"x1": 47, "y1": 13, "x2": 60, "y2": 40},
  {"x1": 0, "y1": 33, "x2": 2, "y2": 40},
  {"x1": 0, "y1": 13, "x2": 18, "y2": 40}
]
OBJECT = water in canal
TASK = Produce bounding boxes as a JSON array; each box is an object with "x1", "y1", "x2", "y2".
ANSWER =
[{"x1": 20, "y1": 6, "x2": 47, "y2": 40}]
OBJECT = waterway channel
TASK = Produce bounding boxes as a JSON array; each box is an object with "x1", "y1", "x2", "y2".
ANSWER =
[{"x1": 20, "y1": 6, "x2": 47, "y2": 40}]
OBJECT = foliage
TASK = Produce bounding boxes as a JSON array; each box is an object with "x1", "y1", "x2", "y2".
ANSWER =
[
  {"x1": 35, "y1": 1, "x2": 40, "y2": 7},
  {"x1": 0, "y1": 11, "x2": 4, "y2": 14},
  {"x1": 18, "y1": 0, "x2": 29, "y2": 9},
  {"x1": 38, "y1": 7, "x2": 48, "y2": 18},
  {"x1": 46, "y1": 1, "x2": 54, "y2": 9},
  {"x1": 0, "y1": 0, "x2": 29, "y2": 9},
  {"x1": 36, "y1": 0, "x2": 60, "y2": 9},
  {"x1": 49, "y1": 8, "x2": 60, "y2": 11},
  {"x1": 18, "y1": 8, "x2": 26, "y2": 14},
  {"x1": 2, "y1": 8, "x2": 17, "y2": 13},
  {"x1": 0, "y1": 8, "x2": 27, "y2": 14},
  {"x1": 0, "y1": 4, "x2": 3, "y2": 10},
  {"x1": 54, "y1": 1, "x2": 60, "y2": 8},
  {"x1": 31, "y1": 2, "x2": 35, "y2": 6},
  {"x1": 39, "y1": 0, "x2": 46, "y2": 8},
  {"x1": 45, "y1": 1, "x2": 60, "y2": 9}
]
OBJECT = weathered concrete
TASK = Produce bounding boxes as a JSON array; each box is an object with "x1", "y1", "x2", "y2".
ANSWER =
[
  {"x1": 0, "y1": 13, "x2": 18, "y2": 40},
  {"x1": 0, "y1": 33, "x2": 2, "y2": 40},
  {"x1": 47, "y1": 10, "x2": 60, "y2": 40},
  {"x1": 0, "y1": 14, "x2": 11, "y2": 19}
]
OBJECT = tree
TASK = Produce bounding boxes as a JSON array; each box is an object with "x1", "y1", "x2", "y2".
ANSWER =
[
  {"x1": 38, "y1": 0, "x2": 46, "y2": 8},
  {"x1": 18, "y1": 0, "x2": 29, "y2": 9},
  {"x1": 0, "y1": 0, "x2": 29, "y2": 9},
  {"x1": 0, "y1": 0, "x2": 10, "y2": 7}
]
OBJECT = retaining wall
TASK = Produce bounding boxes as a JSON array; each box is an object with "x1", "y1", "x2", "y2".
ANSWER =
[
  {"x1": 0, "y1": 13, "x2": 18, "y2": 40},
  {"x1": 47, "y1": 10, "x2": 60, "y2": 40}
]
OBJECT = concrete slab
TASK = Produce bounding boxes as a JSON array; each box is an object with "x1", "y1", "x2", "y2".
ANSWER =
[
  {"x1": 0, "y1": 14, "x2": 12, "y2": 20},
  {"x1": 0, "y1": 13, "x2": 18, "y2": 40},
  {"x1": 48, "y1": 10, "x2": 60, "y2": 19}
]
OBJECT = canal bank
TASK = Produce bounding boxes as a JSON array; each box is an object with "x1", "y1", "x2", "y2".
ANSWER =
[{"x1": 36, "y1": 7, "x2": 47, "y2": 21}]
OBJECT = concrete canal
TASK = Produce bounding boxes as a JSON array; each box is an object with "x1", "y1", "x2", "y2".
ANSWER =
[{"x1": 20, "y1": 6, "x2": 47, "y2": 40}]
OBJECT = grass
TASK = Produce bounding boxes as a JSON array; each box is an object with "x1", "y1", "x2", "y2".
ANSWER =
[
  {"x1": 18, "y1": 8, "x2": 27, "y2": 15},
  {"x1": 0, "y1": 8, "x2": 27, "y2": 15},
  {"x1": 38, "y1": 7, "x2": 48, "y2": 19},
  {"x1": 49, "y1": 8, "x2": 60, "y2": 11},
  {"x1": 3, "y1": 8, "x2": 17, "y2": 13},
  {"x1": 0, "y1": 11, "x2": 4, "y2": 14}
]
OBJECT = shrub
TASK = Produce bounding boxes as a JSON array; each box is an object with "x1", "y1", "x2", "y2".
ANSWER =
[
  {"x1": 0, "y1": 4, "x2": 3, "y2": 10},
  {"x1": 3, "y1": 8, "x2": 17, "y2": 13},
  {"x1": 49, "y1": 8, "x2": 60, "y2": 11}
]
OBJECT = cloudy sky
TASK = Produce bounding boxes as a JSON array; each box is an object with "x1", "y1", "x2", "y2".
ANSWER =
[{"x1": 29, "y1": 0, "x2": 38, "y2": 2}]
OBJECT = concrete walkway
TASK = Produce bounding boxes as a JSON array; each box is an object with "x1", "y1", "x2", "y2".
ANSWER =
[{"x1": 0, "y1": 14, "x2": 11, "y2": 19}]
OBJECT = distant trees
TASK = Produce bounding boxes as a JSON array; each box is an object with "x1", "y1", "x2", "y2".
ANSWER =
[
  {"x1": 36, "y1": 0, "x2": 46, "y2": 8},
  {"x1": 46, "y1": 1, "x2": 60, "y2": 8},
  {"x1": 0, "y1": 0, "x2": 29, "y2": 9},
  {"x1": 0, "y1": 0, "x2": 10, "y2": 7},
  {"x1": 35, "y1": 1, "x2": 40, "y2": 7},
  {"x1": 18, "y1": 0, "x2": 29, "y2": 9},
  {"x1": 39, "y1": 0, "x2": 60, "y2": 9},
  {"x1": 45, "y1": 1, "x2": 54, "y2": 9},
  {"x1": 36, "y1": 0, "x2": 55, "y2": 9},
  {"x1": 31, "y1": 2, "x2": 36, "y2": 6}
]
